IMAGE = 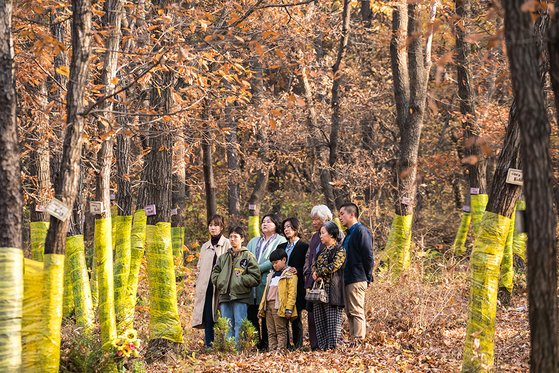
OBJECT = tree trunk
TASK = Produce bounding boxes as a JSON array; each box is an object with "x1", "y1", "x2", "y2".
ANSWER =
[
  {"x1": 507, "y1": 4, "x2": 559, "y2": 371},
  {"x1": 327, "y1": 0, "x2": 351, "y2": 209},
  {"x1": 225, "y1": 105, "x2": 241, "y2": 223},
  {"x1": 0, "y1": 0, "x2": 23, "y2": 370},
  {"x1": 386, "y1": 1, "x2": 434, "y2": 276},
  {"x1": 202, "y1": 121, "x2": 217, "y2": 220},
  {"x1": 247, "y1": 56, "x2": 269, "y2": 239},
  {"x1": 48, "y1": 9, "x2": 68, "y2": 181},
  {"x1": 93, "y1": 0, "x2": 122, "y2": 347},
  {"x1": 452, "y1": 0, "x2": 488, "y2": 254},
  {"x1": 462, "y1": 13, "x2": 551, "y2": 372},
  {"x1": 139, "y1": 61, "x2": 183, "y2": 345},
  {"x1": 41, "y1": 0, "x2": 92, "y2": 370},
  {"x1": 30, "y1": 81, "x2": 52, "y2": 223}
]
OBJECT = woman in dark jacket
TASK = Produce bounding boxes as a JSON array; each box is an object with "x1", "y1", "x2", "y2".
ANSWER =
[
  {"x1": 277, "y1": 217, "x2": 309, "y2": 349},
  {"x1": 311, "y1": 221, "x2": 346, "y2": 350}
]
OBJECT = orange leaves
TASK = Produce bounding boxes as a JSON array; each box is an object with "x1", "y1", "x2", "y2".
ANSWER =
[{"x1": 55, "y1": 66, "x2": 70, "y2": 78}]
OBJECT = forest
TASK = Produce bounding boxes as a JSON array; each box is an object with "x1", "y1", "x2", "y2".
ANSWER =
[{"x1": 0, "y1": 0, "x2": 557, "y2": 371}]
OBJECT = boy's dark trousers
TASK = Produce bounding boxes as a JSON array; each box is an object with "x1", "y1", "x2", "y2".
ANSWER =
[{"x1": 288, "y1": 315, "x2": 303, "y2": 349}]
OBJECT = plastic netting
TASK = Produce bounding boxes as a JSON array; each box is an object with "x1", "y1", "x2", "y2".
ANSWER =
[
  {"x1": 512, "y1": 200, "x2": 526, "y2": 262},
  {"x1": 499, "y1": 207, "x2": 516, "y2": 293},
  {"x1": 462, "y1": 212, "x2": 510, "y2": 372},
  {"x1": 40, "y1": 253, "x2": 65, "y2": 372},
  {"x1": 113, "y1": 215, "x2": 133, "y2": 333},
  {"x1": 248, "y1": 215, "x2": 260, "y2": 240},
  {"x1": 66, "y1": 235, "x2": 93, "y2": 332},
  {"x1": 385, "y1": 214, "x2": 413, "y2": 277},
  {"x1": 0, "y1": 248, "x2": 24, "y2": 371},
  {"x1": 22, "y1": 258, "x2": 43, "y2": 371},
  {"x1": 146, "y1": 223, "x2": 183, "y2": 343},
  {"x1": 124, "y1": 210, "x2": 146, "y2": 331},
  {"x1": 452, "y1": 212, "x2": 471, "y2": 255},
  {"x1": 30, "y1": 221, "x2": 49, "y2": 262},
  {"x1": 95, "y1": 218, "x2": 117, "y2": 349},
  {"x1": 470, "y1": 194, "x2": 489, "y2": 237}
]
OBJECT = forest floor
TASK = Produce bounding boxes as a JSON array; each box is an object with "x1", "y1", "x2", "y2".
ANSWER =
[{"x1": 61, "y1": 253, "x2": 529, "y2": 372}]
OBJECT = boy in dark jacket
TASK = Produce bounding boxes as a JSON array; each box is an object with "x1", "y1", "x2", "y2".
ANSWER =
[{"x1": 211, "y1": 226, "x2": 261, "y2": 345}]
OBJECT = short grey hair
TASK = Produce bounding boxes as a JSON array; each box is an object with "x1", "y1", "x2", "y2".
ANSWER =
[{"x1": 310, "y1": 204, "x2": 333, "y2": 222}]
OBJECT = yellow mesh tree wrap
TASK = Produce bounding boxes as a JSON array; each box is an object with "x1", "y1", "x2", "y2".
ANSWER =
[
  {"x1": 114, "y1": 215, "x2": 133, "y2": 333},
  {"x1": 172, "y1": 226, "x2": 185, "y2": 278},
  {"x1": 30, "y1": 221, "x2": 49, "y2": 262},
  {"x1": 66, "y1": 235, "x2": 93, "y2": 332},
  {"x1": 333, "y1": 217, "x2": 343, "y2": 231},
  {"x1": 124, "y1": 210, "x2": 147, "y2": 331},
  {"x1": 62, "y1": 247, "x2": 74, "y2": 318},
  {"x1": 40, "y1": 253, "x2": 65, "y2": 372},
  {"x1": 95, "y1": 218, "x2": 117, "y2": 349},
  {"x1": 0, "y1": 248, "x2": 23, "y2": 371},
  {"x1": 512, "y1": 200, "x2": 526, "y2": 261},
  {"x1": 385, "y1": 214, "x2": 413, "y2": 277},
  {"x1": 22, "y1": 259, "x2": 43, "y2": 371},
  {"x1": 248, "y1": 215, "x2": 260, "y2": 240},
  {"x1": 111, "y1": 205, "x2": 118, "y2": 251},
  {"x1": 146, "y1": 223, "x2": 183, "y2": 343},
  {"x1": 172, "y1": 226, "x2": 185, "y2": 259},
  {"x1": 499, "y1": 208, "x2": 516, "y2": 293},
  {"x1": 470, "y1": 194, "x2": 489, "y2": 237},
  {"x1": 462, "y1": 212, "x2": 510, "y2": 373},
  {"x1": 90, "y1": 253, "x2": 98, "y2": 311},
  {"x1": 452, "y1": 212, "x2": 471, "y2": 256}
]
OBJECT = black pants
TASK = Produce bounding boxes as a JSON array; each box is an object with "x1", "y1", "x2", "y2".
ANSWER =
[
  {"x1": 202, "y1": 283, "x2": 215, "y2": 347},
  {"x1": 288, "y1": 314, "x2": 303, "y2": 349},
  {"x1": 247, "y1": 304, "x2": 268, "y2": 349}
]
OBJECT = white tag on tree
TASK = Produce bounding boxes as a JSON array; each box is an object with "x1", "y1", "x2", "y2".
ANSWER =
[
  {"x1": 506, "y1": 168, "x2": 523, "y2": 186},
  {"x1": 171, "y1": 208, "x2": 178, "y2": 216},
  {"x1": 401, "y1": 197, "x2": 411, "y2": 205},
  {"x1": 463, "y1": 205, "x2": 471, "y2": 212},
  {"x1": 248, "y1": 203, "x2": 256, "y2": 211},
  {"x1": 45, "y1": 198, "x2": 71, "y2": 221},
  {"x1": 145, "y1": 204, "x2": 157, "y2": 216},
  {"x1": 110, "y1": 193, "x2": 116, "y2": 200},
  {"x1": 90, "y1": 201, "x2": 104, "y2": 214},
  {"x1": 470, "y1": 187, "x2": 480, "y2": 195},
  {"x1": 35, "y1": 204, "x2": 45, "y2": 212}
]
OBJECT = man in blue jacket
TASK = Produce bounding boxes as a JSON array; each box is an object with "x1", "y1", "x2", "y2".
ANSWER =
[{"x1": 339, "y1": 202, "x2": 374, "y2": 344}]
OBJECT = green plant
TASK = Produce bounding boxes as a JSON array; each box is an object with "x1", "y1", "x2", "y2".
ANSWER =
[
  {"x1": 212, "y1": 316, "x2": 236, "y2": 353},
  {"x1": 60, "y1": 330, "x2": 110, "y2": 373},
  {"x1": 237, "y1": 319, "x2": 258, "y2": 352}
]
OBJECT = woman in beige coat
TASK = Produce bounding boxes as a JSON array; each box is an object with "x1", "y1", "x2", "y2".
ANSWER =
[{"x1": 192, "y1": 215, "x2": 231, "y2": 348}]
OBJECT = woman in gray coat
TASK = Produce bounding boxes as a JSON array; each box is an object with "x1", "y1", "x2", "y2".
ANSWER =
[{"x1": 192, "y1": 215, "x2": 231, "y2": 348}]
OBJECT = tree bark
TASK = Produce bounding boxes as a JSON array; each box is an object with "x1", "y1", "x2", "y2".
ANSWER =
[
  {"x1": 507, "y1": 4, "x2": 558, "y2": 371},
  {"x1": 248, "y1": 56, "x2": 269, "y2": 218},
  {"x1": 94, "y1": 0, "x2": 122, "y2": 219},
  {"x1": 202, "y1": 121, "x2": 217, "y2": 220},
  {"x1": 455, "y1": 0, "x2": 486, "y2": 194},
  {"x1": 320, "y1": 0, "x2": 351, "y2": 211},
  {"x1": 0, "y1": 0, "x2": 21, "y2": 248},
  {"x1": 30, "y1": 82, "x2": 52, "y2": 223},
  {"x1": 0, "y1": 5, "x2": 22, "y2": 369},
  {"x1": 48, "y1": 9, "x2": 68, "y2": 182},
  {"x1": 225, "y1": 105, "x2": 241, "y2": 222},
  {"x1": 44, "y1": 0, "x2": 92, "y2": 255}
]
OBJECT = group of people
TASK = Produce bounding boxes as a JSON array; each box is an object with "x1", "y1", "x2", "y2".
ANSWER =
[{"x1": 191, "y1": 203, "x2": 374, "y2": 352}]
